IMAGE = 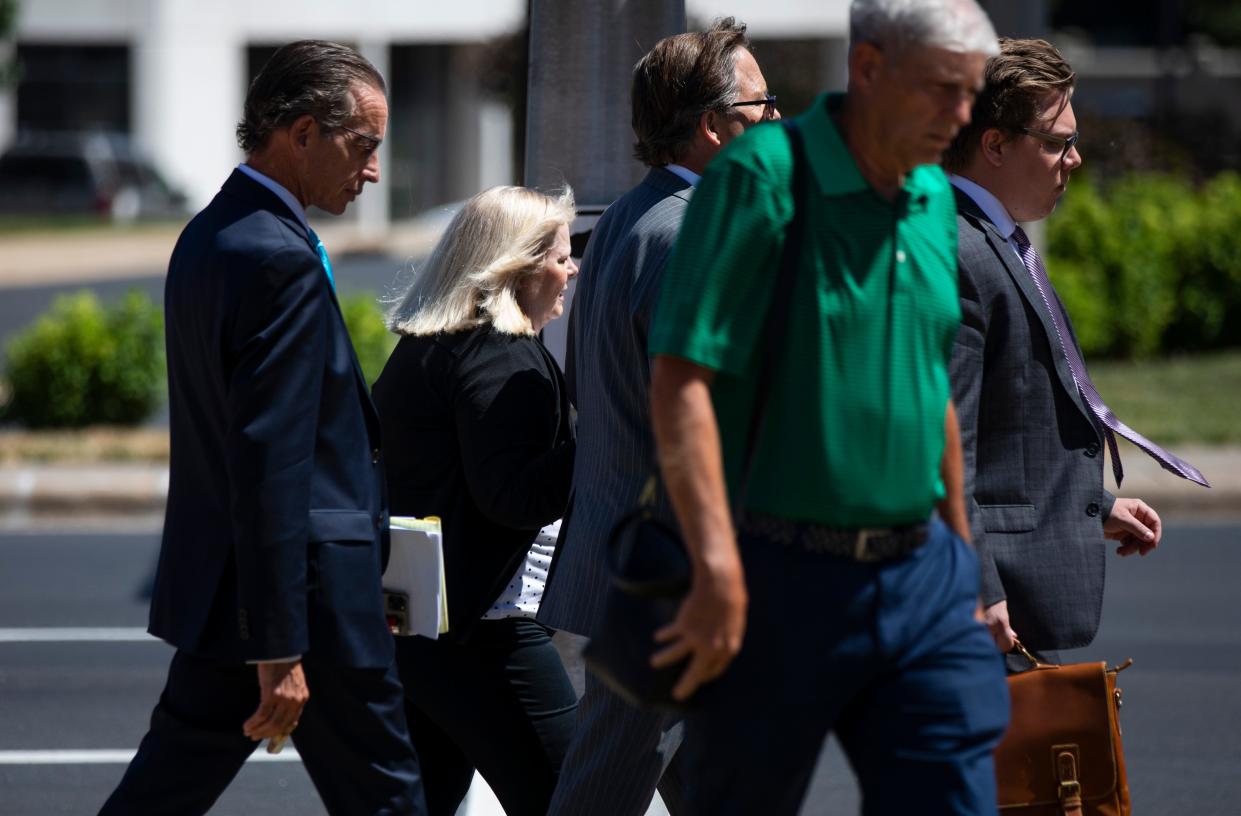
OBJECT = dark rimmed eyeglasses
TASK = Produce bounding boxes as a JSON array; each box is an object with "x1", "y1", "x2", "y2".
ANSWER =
[
  {"x1": 728, "y1": 94, "x2": 778, "y2": 121},
  {"x1": 1019, "y1": 126, "x2": 1080, "y2": 162},
  {"x1": 334, "y1": 123, "x2": 382, "y2": 155}
]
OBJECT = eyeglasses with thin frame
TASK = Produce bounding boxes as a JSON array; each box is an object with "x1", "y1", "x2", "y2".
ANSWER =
[
  {"x1": 1019, "y1": 126, "x2": 1080, "y2": 162},
  {"x1": 334, "y1": 123, "x2": 382, "y2": 156},
  {"x1": 729, "y1": 94, "x2": 778, "y2": 121}
]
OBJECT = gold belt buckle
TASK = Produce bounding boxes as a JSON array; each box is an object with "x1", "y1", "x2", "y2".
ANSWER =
[{"x1": 854, "y1": 529, "x2": 873, "y2": 561}]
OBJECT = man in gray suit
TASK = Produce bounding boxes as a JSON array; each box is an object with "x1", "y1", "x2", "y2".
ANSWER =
[
  {"x1": 943, "y1": 38, "x2": 1208, "y2": 668},
  {"x1": 538, "y1": 18, "x2": 777, "y2": 815}
]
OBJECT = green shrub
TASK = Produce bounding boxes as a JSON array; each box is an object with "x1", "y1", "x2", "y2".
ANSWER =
[
  {"x1": 1047, "y1": 171, "x2": 1241, "y2": 358},
  {"x1": 1170, "y1": 171, "x2": 1241, "y2": 351},
  {"x1": 2, "y1": 290, "x2": 165, "y2": 428},
  {"x1": 339, "y1": 291, "x2": 397, "y2": 386}
]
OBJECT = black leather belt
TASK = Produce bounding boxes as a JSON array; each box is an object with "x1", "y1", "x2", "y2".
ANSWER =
[{"x1": 739, "y1": 513, "x2": 930, "y2": 562}]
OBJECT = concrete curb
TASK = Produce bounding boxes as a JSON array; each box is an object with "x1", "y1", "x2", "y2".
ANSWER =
[
  {"x1": 1, "y1": 446, "x2": 1239, "y2": 527},
  {"x1": 0, "y1": 465, "x2": 168, "y2": 521}
]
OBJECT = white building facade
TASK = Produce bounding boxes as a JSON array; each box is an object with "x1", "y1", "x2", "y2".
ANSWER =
[{"x1": 6, "y1": 0, "x2": 850, "y2": 228}]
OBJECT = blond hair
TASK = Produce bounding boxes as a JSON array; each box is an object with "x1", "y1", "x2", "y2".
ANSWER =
[{"x1": 387, "y1": 185, "x2": 576, "y2": 337}]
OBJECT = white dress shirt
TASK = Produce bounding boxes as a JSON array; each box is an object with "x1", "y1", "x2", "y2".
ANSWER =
[
  {"x1": 237, "y1": 163, "x2": 310, "y2": 230},
  {"x1": 665, "y1": 163, "x2": 701, "y2": 187}
]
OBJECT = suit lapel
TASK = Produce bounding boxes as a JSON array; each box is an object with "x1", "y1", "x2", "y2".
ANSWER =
[
  {"x1": 321, "y1": 282, "x2": 383, "y2": 442},
  {"x1": 226, "y1": 169, "x2": 382, "y2": 442},
  {"x1": 955, "y1": 190, "x2": 1092, "y2": 425}
]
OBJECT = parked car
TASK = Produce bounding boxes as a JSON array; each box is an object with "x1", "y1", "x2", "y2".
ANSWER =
[{"x1": 0, "y1": 131, "x2": 188, "y2": 222}]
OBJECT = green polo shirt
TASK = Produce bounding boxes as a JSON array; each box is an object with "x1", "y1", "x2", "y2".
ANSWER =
[{"x1": 649, "y1": 93, "x2": 961, "y2": 528}]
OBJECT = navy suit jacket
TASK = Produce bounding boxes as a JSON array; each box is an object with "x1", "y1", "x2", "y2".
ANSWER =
[{"x1": 149, "y1": 169, "x2": 393, "y2": 669}]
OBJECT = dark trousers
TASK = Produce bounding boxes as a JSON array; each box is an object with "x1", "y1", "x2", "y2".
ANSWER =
[
  {"x1": 396, "y1": 618, "x2": 578, "y2": 816},
  {"x1": 682, "y1": 517, "x2": 1010, "y2": 816},
  {"x1": 547, "y1": 671, "x2": 687, "y2": 816},
  {"x1": 97, "y1": 648, "x2": 425, "y2": 816}
]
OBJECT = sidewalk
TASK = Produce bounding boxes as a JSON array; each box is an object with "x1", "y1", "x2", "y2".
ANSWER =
[
  {"x1": 0, "y1": 216, "x2": 451, "y2": 289},
  {"x1": 2, "y1": 445, "x2": 1238, "y2": 528}
]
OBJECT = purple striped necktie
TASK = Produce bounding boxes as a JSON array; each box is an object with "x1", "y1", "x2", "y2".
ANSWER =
[{"x1": 1010, "y1": 226, "x2": 1209, "y2": 489}]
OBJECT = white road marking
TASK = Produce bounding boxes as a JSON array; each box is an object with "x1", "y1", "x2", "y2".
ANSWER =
[
  {"x1": 0, "y1": 628, "x2": 156, "y2": 643},
  {"x1": 0, "y1": 749, "x2": 301, "y2": 764}
]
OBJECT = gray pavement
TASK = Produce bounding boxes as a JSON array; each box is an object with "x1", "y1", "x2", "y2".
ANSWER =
[{"x1": 3, "y1": 523, "x2": 1239, "y2": 814}]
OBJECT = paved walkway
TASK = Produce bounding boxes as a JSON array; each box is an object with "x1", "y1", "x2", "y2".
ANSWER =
[{"x1": 0, "y1": 216, "x2": 450, "y2": 289}]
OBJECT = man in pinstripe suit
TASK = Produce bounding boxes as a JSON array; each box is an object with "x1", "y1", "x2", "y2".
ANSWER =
[
  {"x1": 537, "y1": 19, "x2": 777, "y2": 816},
  {"x1": 942, "y1": 39, "x2": 1202, "y2": 672}
]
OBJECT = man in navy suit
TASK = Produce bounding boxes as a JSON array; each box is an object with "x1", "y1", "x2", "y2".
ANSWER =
[{"x1": 99, "y1": 41, "x2": 425, "y2": 816}]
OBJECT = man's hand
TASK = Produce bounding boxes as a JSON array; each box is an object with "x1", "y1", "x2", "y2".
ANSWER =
[
  {"x1": 652, "y1": 549, "x2": 748, "y2": 701},
  {"x1": 1104, "y1": 497, "x2": 1162, "y2": 557},
  {"x1": 649, "y1": 355, "x2": 746, "y2": 702},
  {"x1": 982, "y1": 600, "x2": 1018, "y2": 652},
  {"x1": 242, "y1": 660, "x2": 309, "y2": 742}
]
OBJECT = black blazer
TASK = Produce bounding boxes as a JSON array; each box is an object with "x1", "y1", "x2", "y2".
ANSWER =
[
  {"x1": 372, "y1": 325, "x2": 574, "y2": 641},
  {"x1": 149, "y1": 169, "x2": 393, "y2": 669}
]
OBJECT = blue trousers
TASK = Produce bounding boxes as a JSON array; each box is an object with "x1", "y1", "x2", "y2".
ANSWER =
[
  {"x1": 681, "y1": 517, "x2": 1009, "y2": 815},
  {"x1": 97, "y1": 648, "x2": 426, "y2": 816}
]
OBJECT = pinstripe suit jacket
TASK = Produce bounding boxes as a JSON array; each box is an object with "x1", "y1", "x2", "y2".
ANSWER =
[
  {"x1": 538, "y1": 167, "x2": 692, "y2": 638},
  {"x1": 951, "y1": 187, "x2": 1117, "y2": 652}
]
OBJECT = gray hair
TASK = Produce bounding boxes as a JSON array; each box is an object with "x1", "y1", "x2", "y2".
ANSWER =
[
  {"x1": 850, "y1": 0, "x2": 999, "y2": 56},
  {"x1": 387, "y1": 186, "x2": 576, "y2": 337},
  {"x1": 237, "y1": 40, "x2": 386, "y2": 155}
]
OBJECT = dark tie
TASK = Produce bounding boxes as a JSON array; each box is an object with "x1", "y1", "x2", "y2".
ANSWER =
[{"x1": 1010, "y1": 225, "x2": 1209, "y2": 489}]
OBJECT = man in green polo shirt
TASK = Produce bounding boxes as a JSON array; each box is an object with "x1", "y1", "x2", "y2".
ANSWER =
[{"x1": 648, "y1": 1, "x2": 1010, "y2": 813}]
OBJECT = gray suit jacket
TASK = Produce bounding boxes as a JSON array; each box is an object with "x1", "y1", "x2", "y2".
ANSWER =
[
  {"x1": 950, "y1": 187, "x2": 1116, "y2": 653},
  {"x1": 538, "y1": 167, "x2": 692, "y2": 638}
]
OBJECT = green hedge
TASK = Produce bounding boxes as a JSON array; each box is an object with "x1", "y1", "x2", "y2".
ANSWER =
[
  {"x1": 1047, "y1": 171, "x2": 1241, "y2": 358},
  {"x1": 2, "y1": 291, "x2": 165, "y2": 428},
  {"x1": 338, "y1": 291, "x2": 397, "y2": 386},
  {"x1": 1, "y1": 289, "x2": 396, "y2": 429}
]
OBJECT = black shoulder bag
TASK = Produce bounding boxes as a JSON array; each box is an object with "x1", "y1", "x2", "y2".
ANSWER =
[{"x1": 582, "y1": 119, "x2": 810, "y2": 710}]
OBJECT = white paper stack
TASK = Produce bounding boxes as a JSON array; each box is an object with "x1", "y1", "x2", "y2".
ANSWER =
[{"x1": 383, "y1": 516, "x2": 449, "y2": 638}]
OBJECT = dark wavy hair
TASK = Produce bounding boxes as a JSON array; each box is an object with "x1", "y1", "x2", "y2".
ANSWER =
[
  {"x1": 236, "y1": 40, "x2": 386, "y2": 155},
  {"x1": 631, "y1": 18, "x2": 751, "y2": 168},
  {"x1": 943, "y1": 38, "x2": 1076, "y2": 172}
]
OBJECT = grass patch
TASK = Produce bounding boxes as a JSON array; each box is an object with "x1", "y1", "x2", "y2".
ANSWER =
[
  {"x1": 0, "y1": 428, "x2": 169, "y2": 464},
  {"x1": 1089, "y1": 350, "x2": 1241, "y2": 445}
]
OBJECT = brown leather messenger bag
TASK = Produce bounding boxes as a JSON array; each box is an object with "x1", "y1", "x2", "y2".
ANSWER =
[{"x1": 995, "y1": 641, "x2": 1133, "y2": 816}]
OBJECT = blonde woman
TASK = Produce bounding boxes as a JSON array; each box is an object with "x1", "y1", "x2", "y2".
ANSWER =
[{"x1": 371, "y1": 185, "x2": 578, "y2": 816}]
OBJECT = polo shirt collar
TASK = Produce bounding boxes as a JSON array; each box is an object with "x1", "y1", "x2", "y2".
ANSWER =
[{"x1": 798, "y1": 93, "x2": 937, "y2": 201}]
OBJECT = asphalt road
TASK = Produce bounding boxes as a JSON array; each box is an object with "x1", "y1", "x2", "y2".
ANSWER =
[{"x1": 2, "y1": 522, "x2": 1239, "y2": 815}]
